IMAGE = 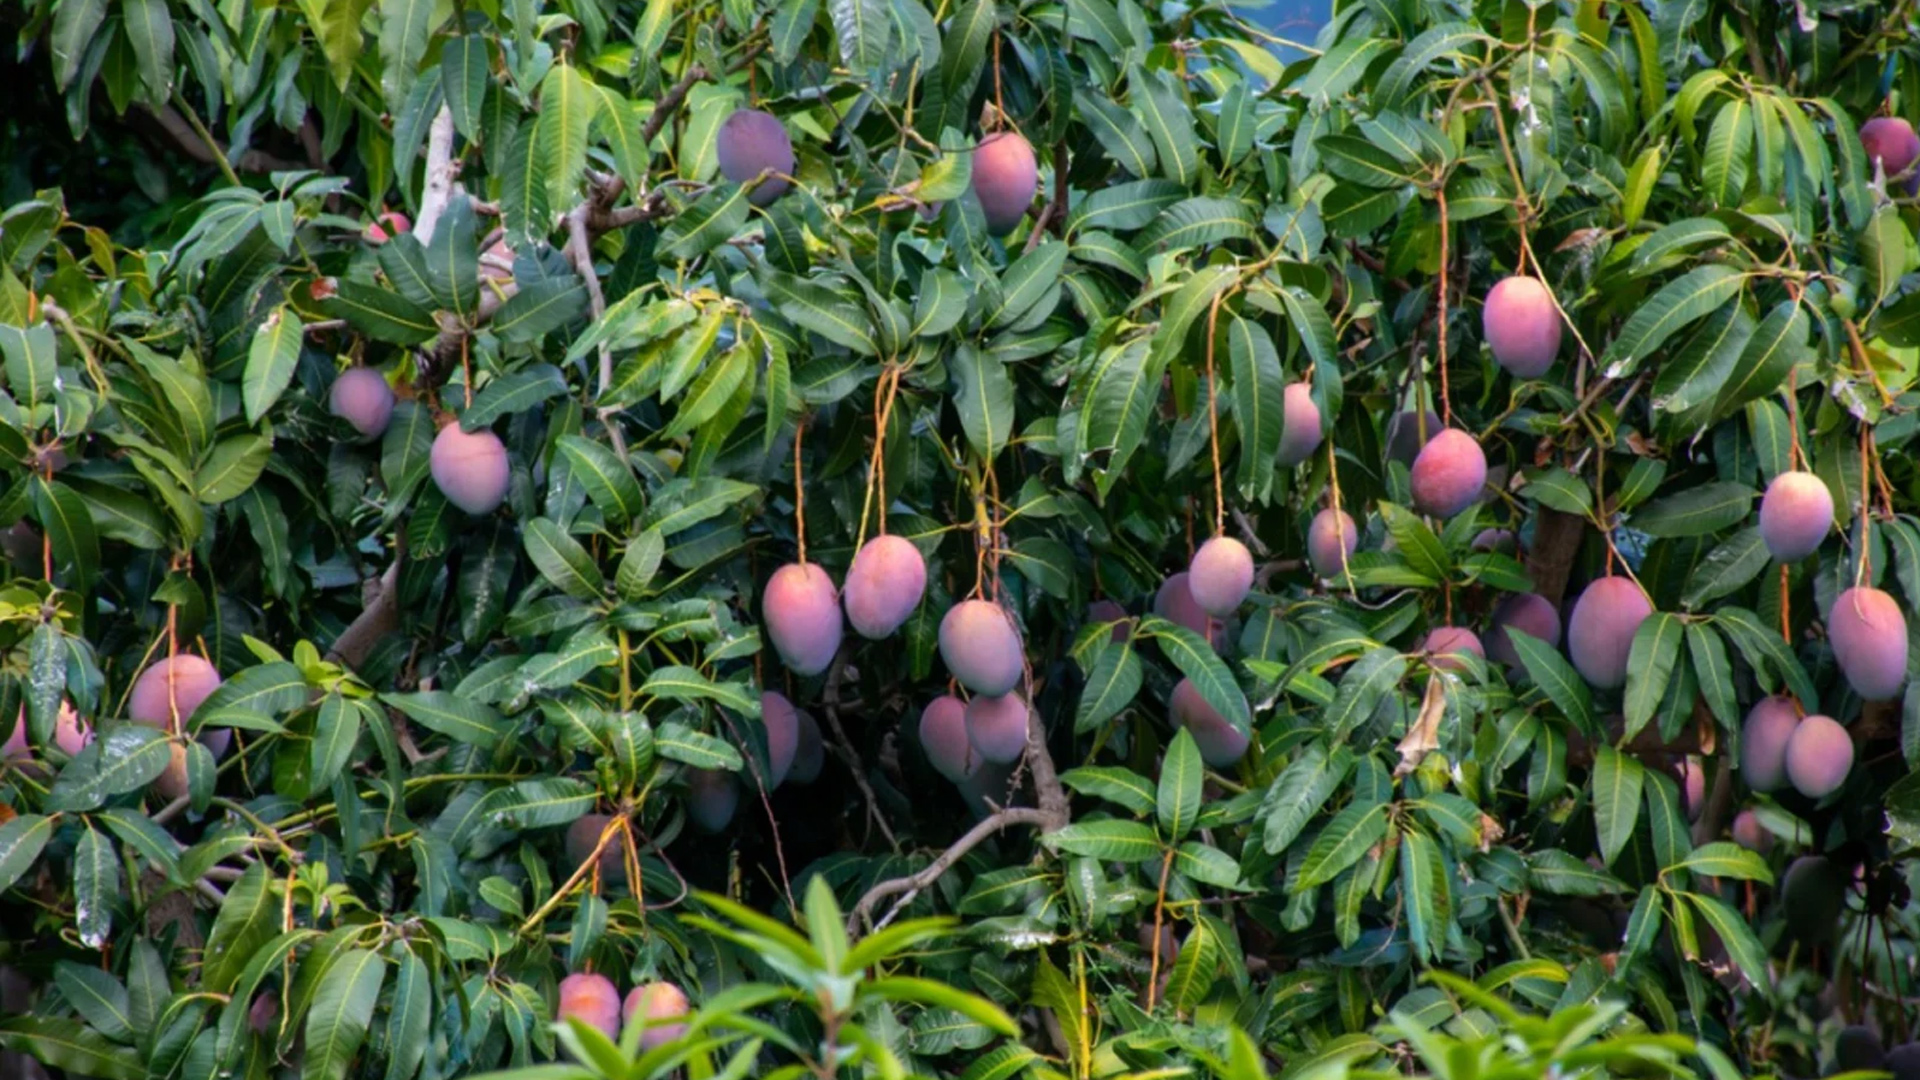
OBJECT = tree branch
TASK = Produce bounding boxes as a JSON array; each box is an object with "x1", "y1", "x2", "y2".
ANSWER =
[
  {"x1": 326, "y1": 114, "x2": 459, "y2": 671},
  {"x1": 820, "y1": 642, "x2": 902, "y2": 853},
  {"x1": 848, "y1": 806, "x2": 1052, "y2": 933},
  {"x1": 326, "y1": 562, "x2": 399, "y2": 669},
  {"x1": 412, "y1": 107, "x2": 459, "y2": 247},
  {"x1": 143, "y1": 103, "x2": 306, "y2": 178}
]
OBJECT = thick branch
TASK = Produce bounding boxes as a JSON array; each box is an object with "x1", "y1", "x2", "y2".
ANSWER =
[
  {"x1": 328, "y1": 119, "x2": 458, "y2": 671},
  {"x1": 326, "y1": 562, "x2": 399, "y2": 669},
  {"x1": 1024, "y1": 691, "x2": 1070, "y2": 834},
  {"x1": 412, "y1": 108, "x2": 459, "y2": 247},
  {"x1": 143, "y1": 104, "x2": 305, "y2": 175},
  {"x1": 1524, "y1": 507, "x2": 1584, "y2": 608},
  {"x1": 848, "y1": 807, "x2": 1052, "y2": 933}
]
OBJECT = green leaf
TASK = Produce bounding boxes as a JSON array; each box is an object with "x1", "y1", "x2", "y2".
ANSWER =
[
  {"x1": 1715, "y1": 606, "x2": 1817, "y2": 708},
  {"x1": 1509, "y1": 628, "x2": 1595, "y2": 733},
  {"x1": 1163, "y1": 916, "x2": 1223, "y2": 1009},
  {"x1": 383, "y1": 948, "x2": 431, "y2": 1080},
  {"x1": 616, "y1": 529, "x2": 665, "y2": 600},
  {"x1": 73, "y1": 823, "x2": 117, "y2": 948},
  {"x1": 1136, "y1": 196, "x2": 1258, "y2": 252},
  {"x1": 1322, "y1": 182, "x2": 1402, "y2": 238},
  {"x1": 1043, "y1": 819, "x2": 1162, "y2": 861},
  {"x1": 1324, "y1": 646, "x2": 1406, "y2": 743},
  {"x1": 47, "y1": 725, "x2": 171, "y2": 811},
  {"x1": 379, "y1": 0, "x2": 434, "y2": 112},
  {"x1": 1528, "y1": 848, "x2": 1626, "y2": 895},
  {"x1": 830, "y1": 0, "x2": 894, "y2": 79},
  {"x1": 762, "y1": 272, "x2": 877, "y2": 354},
  {"x1": 1631, "y1": 482, "x2": 1755, "y2": 538},
  {"x1": 1378, "y1": 502, "x2": 1450, "y2": 582},
  {"x1": 1296, "y1": 800, "x2": 1388, "y2": 889},
  {"x1": 1318, "y1": 135, "x2": 1417, "y2": 188},
  {"x1": 492, "y1": 278, "x2": 588, "y2": 343},
  {"x1": 1261, "y1": 742, "x2": 1352, "y2": 854},
  {"x1": 1079, "y1": 337, "x2": 1161, "y2": 493},
  {"x1": 1298, "y1": 36, "x2": 1393, "y2": 103},
  {"x1": 1142, "y1": 616, "x2": 1250, "y2": 733},
  {"x1": 1681, "y1": 892, "x2": 1770, "y2": 989},
  {"x1": 1131, "y1": 68, "x2": 1199, "y2": 185},
  {"x1": 1158, "y1": 728, "x2": 1203, "y2": 840},
  {"x1": 0, "y1": 1016, "x2": 142, "y2": 1080},
  {"x1": 461, "y1": 364, "x2": 567, "y2": 431},
  {"x1": 0, "y1": 322, "x2": 56, "y2": 407},
  {"x1": 865, "y1": 977, "x2": 1018, "y2": 1038},
  {"x1": 1374, "y1": 22, "x2": 1486, "y2": 107},
  {"x1": 202, "y1": 863, "x2": 280, "y2": 993},
  {"x1": 1079, "y1": 94, "x2": 1158, "y2": 179},
  {"x1": 992, "y1": 241, "x2": 1069, "y2": 328},
  {"x1": 31, "y1": 476, "x2": 98, "y2": 591},
  {"x1": 1592, "y1": 745, "x2": 1645, "y2": 866},
  {"x1": 1067, "y1": 178, "x2": 1185, "y2": 233},
  {"x1": 196, "y1": 435, "x2": 272, "y2": 504},
  {"x1": 311, "y1": 694, "x2": 365, "y2": 794},
  {"x1": 1630, "y1": 218, "x2": 1733, "y2": 277},
  {"x1": 1700, "y1": 97, "x2": 1752, "y2": 206},
  {"x1": 1059, "y1": 766, "x2": 1156, "y2": 815},
  {"x1": 244, "y1": 306, "x2": 304, "y2": 424},
  {"x1": 1399, "y1": 827, "x2": 1449, "y2": 962},
  {"x1": 1598, "y1": 265, "x2": 1746, "y2": 378},
  {"x1": 1864, "y1": 204, "x2": 1915, "y2": 305},
  {"x1": 1715, "y1": 299, "x2": 1807, "y2": 416},
  {"x1": 303, "y1": 948, "x2": 387, "y2": 1080},
  {"x1": 441, "y1": 35, "x2": 489, "y2": 140},
  {"x1": 951, "y1": 344, "x2": 1014, "y2": 465},
  {"x1": 771, "y1": 0, "x2": 821, "y2": 62},
  {"x1": 556, "y1": 436, "x2": 644, "y2": 527},
  {"x1": 1227, "y1": 315, "x2": 1283, "y2": 501},
  {"x1": 537, "y1": 62, "x2": 597, "y2": 208},
  {"x1": 0, "y1": 814, "x2": 55, "y2": 894},
  {"x1": 641, "y1": 666, "x2": 758, "y2": 716},
  {"x1": 1672, "y1": 842, "x2": 1774, "y2": 883},
  {"x1": 659, "y1": 184, "x2": 753, "y2": 260},
  {"x1": 1680, "y1": 528, "x2": 1769, "y2": 609},
  {"x1": 1685, "y1": 621, "x2": 1739, "y2": 728},
  {"x1": 912, "y1": 268, "x2": 969, "y2": 337},
  {"x1": 320, "y1": 280, "x2": 439, "y2": 345},
  {"x1": 520, "y1": 518, "x2": 602, "y2": 600},
  {"x1": 1622, "y1": 614, "x2": 1683, "y2": 739},
  {"x1": 1520, "y1": 467, "x2": 1594, "y2": 515},
  {"x1": 53, "y1": 961, "x2": 132, "y2": 1043},
  {"x1": 1074, "y1": 640, "x2": 1142, "y2": 732},
  {"x1": 500, "y1": 122, "x2": 553, "y2": 246},
  {"x1": 655, "y1": 722, "x2": 745, "y2": 769},
  {"x1": 383, "y1": 691, "x2": 511, "y2": 748},
  {"x1": 1173, "y1": 843, "x2": 1243, "y2": 889},
  {"x1": 664, "y1": 344, "x2": 751, "y2": 439},
  {"x1": 50, "y1": 0, "x2": 108, "y2": 90}
]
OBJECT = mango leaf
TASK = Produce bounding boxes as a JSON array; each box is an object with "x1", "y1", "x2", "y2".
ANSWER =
[
  {"x1": 303, "y1": 948, "x2": 387, "y2": 1080},
  {"x1": 1597, "y1": 265, "x2": 1746, "y2": 378},
  {"x1": 461, "y1": 364, "x2": 568, "y2": 430},
  {"x1": 1592, "y1": 746, "x2": 1645, "y2": 866},
  {"x1": 1158, "y1": 729, "x2": 1203, "y2": 840},
  {"x1": 951, "y1": 345, "x2": 1015, "y2": 464}
]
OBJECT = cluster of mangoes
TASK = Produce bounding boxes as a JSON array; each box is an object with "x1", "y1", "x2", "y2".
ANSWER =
[{"x1": 554, "y1": 973, "x2": 689, "y2": 1051}]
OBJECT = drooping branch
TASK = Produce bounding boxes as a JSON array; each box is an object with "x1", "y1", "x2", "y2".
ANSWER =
[{"x1": 848, "y1": 807, "x2": 1052, "y2": 933}]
